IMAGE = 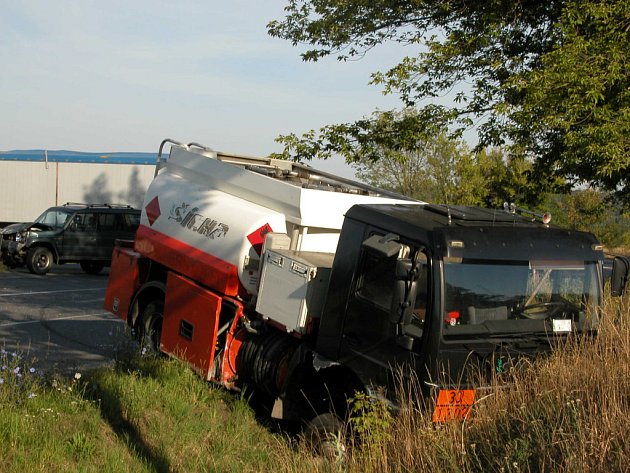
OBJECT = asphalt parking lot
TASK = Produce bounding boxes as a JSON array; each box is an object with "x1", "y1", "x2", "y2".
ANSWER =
[{"x1": 0, "y1": 264, "x2": 128, "y2": 373}]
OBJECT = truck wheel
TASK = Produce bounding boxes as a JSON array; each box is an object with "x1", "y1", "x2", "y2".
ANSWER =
[
  {"x1": 26, "y1": 247, "x2": 53, "y2": 275},
  {"x1": 304, "y1": 413, "x2": 347, "y2": 459},
  {"x1": 80, "y1": 261, "x2": 105, "y2": 275},
  {"x1": 140, "y1": 301, "x2": 164, "y2": 353}
]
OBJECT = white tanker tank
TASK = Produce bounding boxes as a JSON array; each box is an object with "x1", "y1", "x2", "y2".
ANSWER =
[{"x1": 134, "y1": 141, "x2": 417, "y2": 299}]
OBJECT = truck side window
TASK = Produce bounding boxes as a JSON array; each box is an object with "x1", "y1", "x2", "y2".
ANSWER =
[
  {"x1": 356, "y1": 251, "x2": 397, "y2": 309},
  {"x1": 356, "y1": 240, "x2": 412, "y2": 310}
]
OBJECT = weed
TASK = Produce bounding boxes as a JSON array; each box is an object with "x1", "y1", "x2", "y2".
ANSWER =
[
  {"x1": 68, "y1": 431, "x2": 97, "y2": 460},
  {"x1": 349, "y1": 391, "x2": 392, "y2": 447}
]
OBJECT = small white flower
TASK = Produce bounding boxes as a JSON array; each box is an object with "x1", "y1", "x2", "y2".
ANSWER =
[{"x1": 74, "y1": 372, "x2": 82, "y2": 380}]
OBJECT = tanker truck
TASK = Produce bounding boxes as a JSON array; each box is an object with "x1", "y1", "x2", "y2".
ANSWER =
[{"x1": 104, "y1": 139, "x2": 629, "y2": 429}]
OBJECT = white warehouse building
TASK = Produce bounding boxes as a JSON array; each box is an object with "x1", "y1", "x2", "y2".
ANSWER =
[{"x1": 0, "y1": 150, "x2": 157, "y2": 225}]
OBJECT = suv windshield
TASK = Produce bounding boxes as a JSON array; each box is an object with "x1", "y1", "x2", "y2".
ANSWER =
[
  {"x1": 34, "y1": 209, "x2": 73, "y2": 230},
  {"x1": 442, "y1": 258, "x2": 601, "y2": 335}
]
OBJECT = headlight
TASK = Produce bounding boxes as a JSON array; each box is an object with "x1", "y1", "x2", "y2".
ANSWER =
[{"x1": 15, "y1": 232, "x2": 27, "y2": 243}]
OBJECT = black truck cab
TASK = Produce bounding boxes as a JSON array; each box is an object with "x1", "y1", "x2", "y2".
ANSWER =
[{"x1": 304, "y1": 203, "x2": 607, "y2": 417}]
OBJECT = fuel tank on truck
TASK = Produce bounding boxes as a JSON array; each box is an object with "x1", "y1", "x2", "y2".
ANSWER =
[
  {"x1": 135, "y1": 171, "x2": 287, "y2": 298},
  {"x1": 134, "y1": 143, "x2": 418, "y2": 298}
]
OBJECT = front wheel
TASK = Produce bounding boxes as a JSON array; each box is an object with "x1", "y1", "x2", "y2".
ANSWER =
[
  {"x1": 26, "y1": 247, "x2": 53, "y2": 275},
  {"x1": 304, "y1": 413, "x2": 348, "y2": 460}
]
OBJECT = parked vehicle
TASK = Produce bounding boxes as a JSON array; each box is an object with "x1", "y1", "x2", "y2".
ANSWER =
[
  {"x1": 0, "y1": 203, "x2": 140, "y2": 275},
  {"x1": 104, "y1": 139, "x2": 629, "y2": 437}
]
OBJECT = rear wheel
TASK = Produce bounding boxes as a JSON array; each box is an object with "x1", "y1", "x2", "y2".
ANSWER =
[
  {"x1": 140, "y1": 301, "x2": 164, "y2": 353},
  {"x1": 26, "y1": 247, "x2": 53, "y2": 275},
  {"x1": 80, "y1": 261, "x2": 105, "y2": 275}
]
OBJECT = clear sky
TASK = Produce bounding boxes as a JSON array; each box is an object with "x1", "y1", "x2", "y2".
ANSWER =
[{"x1": 0, "y1": 0, "x2": 405, "y2": 178}]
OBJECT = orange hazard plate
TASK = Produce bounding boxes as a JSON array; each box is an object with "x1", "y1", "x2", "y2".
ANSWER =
[{"x1": 432, "y1": 389, "x2": 475, "y2": 422}]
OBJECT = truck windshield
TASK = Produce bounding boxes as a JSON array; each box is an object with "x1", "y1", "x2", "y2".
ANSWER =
[
  {"x1": 34, "y1": 209, "x2": 73, "y2": 230},
  {"x1": 442, "y1": 258, "x2": 601, "y2": 335}
]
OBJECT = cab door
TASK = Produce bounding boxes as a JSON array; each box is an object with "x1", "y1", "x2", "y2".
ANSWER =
[{"x1": 338, "y1": 238, "x2": 429, "y2": 392}]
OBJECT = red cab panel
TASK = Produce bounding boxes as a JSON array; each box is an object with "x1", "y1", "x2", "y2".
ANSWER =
[
  {"x1": 161, "y1": 272, "x2": 222, "y2": 380},
  {"x1": 104, "y1": 244, "x2": 141, "y2": 322}
]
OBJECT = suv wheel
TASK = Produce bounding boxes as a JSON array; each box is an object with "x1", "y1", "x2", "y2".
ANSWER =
[
  {"x1": 80, "y1": 261, "x2": 105, "y2": 275},
  {"x1": 26, "y1": 247, "x2": 53, "y2": 275}
]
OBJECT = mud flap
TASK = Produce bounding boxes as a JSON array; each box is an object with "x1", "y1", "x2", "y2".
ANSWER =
[{"x1": 104, "y1": 244, "x2": 141, "y2": 322}]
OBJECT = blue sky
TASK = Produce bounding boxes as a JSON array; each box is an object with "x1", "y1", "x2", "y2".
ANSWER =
[{"x1": 0, "y1": 1, "x2": 406, "y2": 177}]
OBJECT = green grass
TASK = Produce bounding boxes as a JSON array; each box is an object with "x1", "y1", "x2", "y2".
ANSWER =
[
  {"x1": 0, "y1": 346, "x2": 318, "y2": 473},
  {"x1": 1, "y1": 294, "x2": 629, "y2": 472}
]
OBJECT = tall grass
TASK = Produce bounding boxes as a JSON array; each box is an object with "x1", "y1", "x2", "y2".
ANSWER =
[
  {"x1": 1, "y1": 295, "x2": 628, "y2": 472},
  {"x1": 334, "y1": 294, "x2": 630, "y2": 473}
]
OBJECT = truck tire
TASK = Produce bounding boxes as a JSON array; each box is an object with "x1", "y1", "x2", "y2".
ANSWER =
[
  {"x1": 140, "y1": 301, "x2": 164, "y2": 353},
  {"x1": 26, "y1": 247, "x2": 53, "y2": 275},
  {"x1": 304, "y1": 413, "x2": 347, "y2": 459},
  {"x1": 80, "y1": 261, "x2": 105, "y2": 275}
]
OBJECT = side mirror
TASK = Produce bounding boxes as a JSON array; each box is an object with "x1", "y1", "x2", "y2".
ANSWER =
[
  {"x1": 390, "y1": 279, "x2": 418, "y2": 325},
  {"x1": 389, "y1": 258, "x2": 422, "y2": 325},
  {"x1": 611, "y1": 256, "x2": 630, "y2": 297},
  {"x1": 362, "y1": 233, "x2": 403, "y2": 258}
]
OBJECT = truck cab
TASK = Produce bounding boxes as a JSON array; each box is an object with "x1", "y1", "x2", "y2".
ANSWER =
[{"x1": 277, "y1": 203, "x2": 610, "y2": 422}]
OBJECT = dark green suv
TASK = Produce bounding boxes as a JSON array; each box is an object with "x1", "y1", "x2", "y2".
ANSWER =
[{"x1": 0, "y1": 203, "x2": 140, "y2": 275}]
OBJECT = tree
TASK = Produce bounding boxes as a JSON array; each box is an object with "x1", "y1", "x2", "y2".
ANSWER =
[
  {"x1": 514, "y1": 1, "x2": 630, "y2": 205},
  {"x1": 268, "y1": 0, "x2": 629, "y2": 204},
  {"x1": 353, "y1": 133, "x2": 544, "y2": 207},
  {"x1": 477, "y1": 149, "x2": 557, "y2": 208},
  {"x1": 353, "y1": 133, "x2": 487, "y2": 205},
  {"x1": 546, "y1": 190, "x2": 630, "y2": 248}
]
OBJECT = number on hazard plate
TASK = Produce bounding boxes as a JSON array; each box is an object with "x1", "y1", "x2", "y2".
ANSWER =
[{"x1": 432, "y1": 389, "x2": 475, "y2": 422}]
